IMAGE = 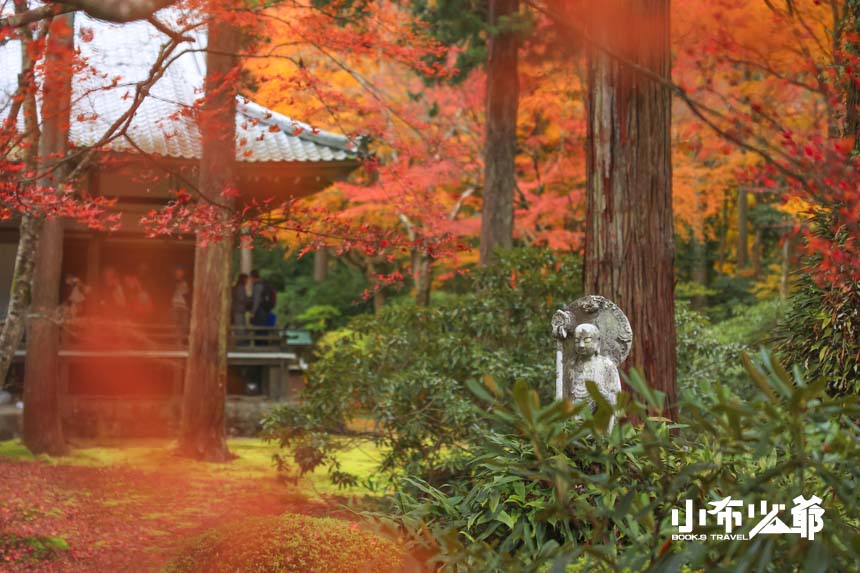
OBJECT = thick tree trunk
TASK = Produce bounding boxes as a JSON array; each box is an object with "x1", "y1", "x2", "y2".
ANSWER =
[
  {"x1": 479, "y1": 0, "x2": 519, "y2": 266},
  {"x1": 50, "y1": 0, "x2": 177, "y2": 22},
  {"x1": 22, "y1": 13, "x2": 76, "y2": 455},
  {"x1": 176, "y1": 11, "x2": 237, "y2": 462},
  {"x1": 0, "y1": 3, "x2": 43, "y2": 388},
  {"x1": 365, "y1": 261, "x2": 385, "y2": 314},
  {"x1": 752, "y1": 227, "x2": 763, "y2": 278},
  {"x1": 842, "y1": 2, "x2": 860, "y2": 149},
  {"x1": 313, "y1": 248, "x2": 328, "y2": 282},
  {"x1": 737, "y1": 187, "x2": 749, "y2": 270},
  {"x1": 584, "y1": 0, "x2": 677, "y2": 419},
  {"x1": 413, "y1": 251, "x2": 432, "y2": 307}
]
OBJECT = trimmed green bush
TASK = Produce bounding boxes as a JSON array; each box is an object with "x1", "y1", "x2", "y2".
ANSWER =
[{"x1": 164, "y1": 513, "x2": 405, "y2": 573}]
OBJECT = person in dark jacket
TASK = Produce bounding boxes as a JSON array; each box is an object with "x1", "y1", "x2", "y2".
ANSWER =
[
  {"x1": 249, "y1": 270, "x2": 275, "y2": 345},
  {"x1": 231, "y1": 273, "x2": 249, "y2": 327}
]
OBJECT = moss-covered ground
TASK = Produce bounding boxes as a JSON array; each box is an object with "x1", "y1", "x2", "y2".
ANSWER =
[{"x1": 0, "y1": 438, "x2": 388, "y2": 571}]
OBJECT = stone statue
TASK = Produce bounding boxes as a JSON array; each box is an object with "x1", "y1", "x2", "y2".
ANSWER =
[
  {"x1": 570, "y1": 323, "x2": 621, "y2": 409},
  {"x1": 551, "y1": 296, "x2": 632, "y2": 429}
]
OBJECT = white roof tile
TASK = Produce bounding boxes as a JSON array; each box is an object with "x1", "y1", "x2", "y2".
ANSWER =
[{"x1": 0, "y1": 14, "x2": 360, "y2": 163}]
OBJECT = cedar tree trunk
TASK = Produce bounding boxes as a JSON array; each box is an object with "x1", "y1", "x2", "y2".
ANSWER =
[
  {"x1": 479, "y1": 0, "x2": 519, "y2": 266},
  {"x1": 22, "y1": 13, "x2": 76, "y2": 455},
  {"x1": 176, "y1": 12, "x2": 238, "y2": 461},
  {"x1": 584, "y1": 0, "x2": 677, "y2": 419}
]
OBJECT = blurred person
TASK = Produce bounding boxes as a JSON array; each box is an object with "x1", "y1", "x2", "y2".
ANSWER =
[
  {"x1": 63, "y1": 275, "x2": 89, "y2": 320},
  {"x1": 100, "y1": 266, "x2": 126, "y2": 311},
  {"x1": 123, "y1": 274, "x2": 154, "y2": 322},
  {"x1": 249, "y1": 270, "x2": 276, "y2": 345},
  {"x1": 232, "y1": 273, "x2": 250, "y2": 344},
  {"x1": 170, "y1": 267, "x2": 190, "y2": 343}
]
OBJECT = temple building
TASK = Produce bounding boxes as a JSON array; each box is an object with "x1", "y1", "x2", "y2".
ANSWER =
[{"x1": 0, "y1": 14, "x2": 360, "y2": 436}]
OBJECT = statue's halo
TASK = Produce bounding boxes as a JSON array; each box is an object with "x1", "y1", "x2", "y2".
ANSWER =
[{"x1": 552, "y1": 295, "x2": 633, "y2": 366}]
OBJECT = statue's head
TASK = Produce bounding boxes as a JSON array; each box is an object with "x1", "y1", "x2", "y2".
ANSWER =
[{"x1": 574, "y1": 323, "x2": 600, "y2": 358}]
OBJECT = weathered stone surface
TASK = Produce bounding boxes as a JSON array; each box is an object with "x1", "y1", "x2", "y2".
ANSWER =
[
  {"x1": 225, "y1": 396, "x2": 282, "y2": 437},
  {"x1": 553, "y1": 295, "x2": 633, "y2": 366},
  {"x1": 0, "y1": 405, "x2": 22, "y2": 440},
  {"x1": 56, "y1": 396, "x2": 286, "y2": 438},
  {"x1": 551, "y1": 295, "x2": 632, "y2": 428},
  {"x1": 62, "y1": 397, "x2": 180, "y2": 438}
]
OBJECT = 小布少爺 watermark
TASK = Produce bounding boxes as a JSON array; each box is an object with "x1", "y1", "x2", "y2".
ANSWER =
[{"x1": 670, "y1": 495, "x2": 824, "y2": 542}]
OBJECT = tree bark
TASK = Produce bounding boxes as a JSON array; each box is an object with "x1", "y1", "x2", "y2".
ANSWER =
[
  {"x1": 22, "y1": 13, "x2": 76, "y2": 455},
  {"x1": 176, "y1": 10, "x2": 237, "y2": 462},
  {"x1": 717, "y1": 192, "x2": 729, "y2": 271},
  {"x1": 691, "y1": 190, "x2": 708, "y2": 309},
  {"x1": 584, "y1": 0, "x2": 677, "y2": 419},
  {"x1": 413, "y1": 251, "x2": 432, "y2": 307},
  {"x1": 752, "y1": 226, "x2": 763, "y2": 278},
  {"x1": 1, "y1": 0, "x2": 178, "y2": 31},
  {"x1": 51, "y1": 0, "x2": 177, "y2": 22},
  {"x1": 841, "y1": 2, "x2": 860, "y2": 149},
  {"x1": 0, "y1": 2, "x2": 44, "y2": 389},
  {"x1": 0, "y1": 217, "x2": 42, "y2": 385},
  {"x1": 737, "y1": 186, "x2": 749, "y2": 270},
  {"x1": 365, "y1": 260, "x2": 385, "y2": 314},
  {"x1": 691, "y1": 235, "x2": 708, "y2": 310},
  {"x1": 779, "y1": 233, "x2": 791, "y2": 301},
  {"x1": 313, "y1": 248, "x2": 328, "y2": 282},
  {"x1": 479, "y1": 0, "x2": 519, "y2": 266}
]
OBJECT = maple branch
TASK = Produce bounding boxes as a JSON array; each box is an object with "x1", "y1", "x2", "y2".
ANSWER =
[
  {"x1": 525, "y1": 0, "x2": 817, "y2": 194},
  {"x1": 257, "y1": 11, "x2": 430, "y2": 145},
  {"x1": 30, "y1": 20, "x2": 201, "y2": 186},
  {"x1": 449, "y1": 187, "x2": 475, "y2": 220},
  {"x1": 120, "y1": 134, "x2": 235, "y2": 214},
  {"x1": 47, "y1": 0, "x2": 177, "y2": 23},
  {"x1": 0, "y1": 3, "x2": 70, "y2": 31},
  {"x1": 1, "y1": 0, "x2": 177, "y2": 31},
  {"x1": 720, "y1": 55, "x2": 821, "y2": 94}
]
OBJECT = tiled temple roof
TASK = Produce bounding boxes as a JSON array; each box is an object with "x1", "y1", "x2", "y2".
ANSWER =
[{"x1": 0, "y1": 14, "x2": 360, "y2": 163}]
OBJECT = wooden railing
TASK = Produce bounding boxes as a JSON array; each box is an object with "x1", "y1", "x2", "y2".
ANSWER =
[{"x1": 7, "y1": 318, "x2": 312, "y2": 353}]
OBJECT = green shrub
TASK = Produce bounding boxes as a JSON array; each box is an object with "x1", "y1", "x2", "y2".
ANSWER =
[
  {"x1": 375, "y1": 351, "x2": 860, "y2": 572},
  {"x1": 775, "y1": 266, "x2": 860, "y2": 395},
  {"x1": 675, "y1": 298, "x2": 785, "y2": 402},
  {"x1": 263, "y1": 248, "x2": 583, "y2": 487},
  {"x1": 163, "y1": 514, "x2": 405, "y2": 573}
]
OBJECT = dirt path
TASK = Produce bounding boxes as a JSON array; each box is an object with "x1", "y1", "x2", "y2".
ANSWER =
[{"x1": 0, "y1": 440, "x2": 333, "y2": 572}]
